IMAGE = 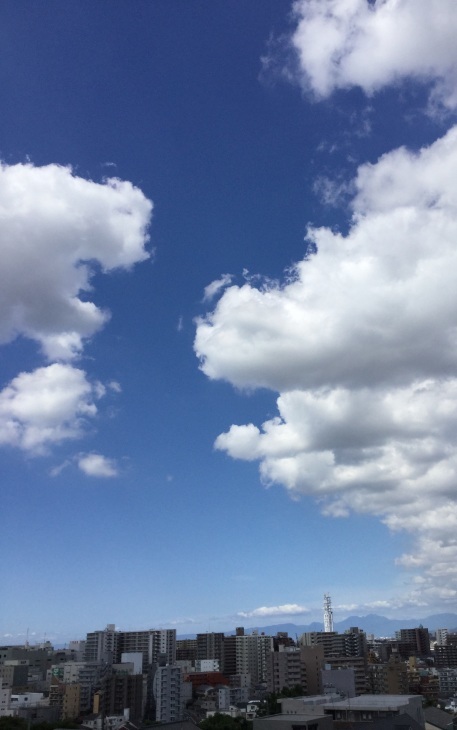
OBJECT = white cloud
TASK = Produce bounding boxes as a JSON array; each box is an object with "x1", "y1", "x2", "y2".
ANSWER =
[
  {"x1": 196, "y1": 126, "x2": 457, "y2": 392},
  {"x1": 203, "y1": 274, "x2": 233, "y2": 303},
  {"x1": 313, "y1": 175, "x2": 352, "y2": 208},
  {"x1": 168, "y1": 617, "x2": 199, "y2": 626},
  {"x1": 238, "y1": 603, "x2": 310, "y2": 619},
  {"x1": 0, "y1": 364, "x2": 104, "y2": 454},
  {"x1": 287, "y1": 0, "x2": 457, "y2": 110},
  {"x1": 0, "y1": 162, "x2": 152, "y2": 459},
  {"x1": 77, "y1": 453, "x2": 118, "y2": 478},
  {"x1": 195, "y1": 126, "x2": 457, "y2": 607},
  {"x1": 49, "y1": 459, "x2": 72, "y2": 477},
  {"x1": 0, "y1": 162, "x2": 152, "y2": 360}
]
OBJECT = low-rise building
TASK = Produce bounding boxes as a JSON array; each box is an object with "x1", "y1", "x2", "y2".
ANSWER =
[
  {"x1": 196, "y1": 660, "x2": 220, "y2": 672},
  {"x1": 279, "y1": 693, "x2": 424, "y2": 729},
  {"x1": 323, "y1": 694, "x2": 424, "y2": 728},
  {"x1": 254, "y1": 710, "x2": 333, "y2": 730}
]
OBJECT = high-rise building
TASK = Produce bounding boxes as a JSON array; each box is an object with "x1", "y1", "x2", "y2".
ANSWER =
[
  {"x1": 176, "y1": 639, "x2": 197, "y2": 662},
  {"x1": 300, "y1": 645, "x2": 325, "y2": 696},
  {"x1": 235, "y1": 633, "x2": 273, "y2": 686},
  {"x1": 300, "y1": 627, "x2": 367, "y2": 659},
  {"x1": 368, "y1": 653, "x2": 408, "y2": 695},
  {"x1": 84, "y1": 626, "x2": 176, "y2": 672},
  {"x1": 222, "y1": 630, "x2": 273, "y2": 686},
  {"x1": 94, "y1": 672, "x2": 144, "y2": 725},
  {"x1": 118, "y1": 629, "x2": 176, "y2": 671},
  {"x1": 395, "y1": 627, "x2": 430, "y2": 659},
  {"x1": 49, "y1": 679, "x2": 81, "y2": 721},
  {"x1": 223, "y1": 635, "x2": 237, "y2": 677},
  {"x1": 437, "y1": 667, "x2": 457, "y2": 696},
  {"x1": 197, "y1": 633, "x2": 224, "y2": 664},
  {"x1": 322, "y1": 656, "x2": 368, "y2": 695},
  {"x1": 266, "y1": 647, "x2": 306, "y2": 694},
  {"x1": 153, "y1": 665, "x2": 183, "y2": 723},
  {"x1": 434, "y1": 639, "x2": 457, "y2": 668},
  {"x1": 299, "y1": 628, "x2": 368, "y2": 695},
  {"x1": 436, "y1": 629, "x2": 448, "y2": 646},
  {"x1": 85, "y1": 625, "x2": 118, "y2": 665},
  {"x1": 78, "y1": 663, "x2": 107, "y2": 713}
]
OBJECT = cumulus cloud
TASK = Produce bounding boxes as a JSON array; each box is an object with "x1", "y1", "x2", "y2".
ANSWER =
[
  {"x1": 0, "y1": 364, "x2": 105, "y2": 454},
  {"x1": 0, "y1": 162, "x2": 152, "y2": 360},
  {"x1": 0, "y1": 162, "x2": 152, "y2": 458},
  {"x1": 238, "y1": 603, "x2": 310, "y2": 619},
  {"x1": 77, "y1": 453, "x2": 118, "y2": 478},
  {"x1": 286, "y1": 0, "x2": 457, "y2": 110},
  {"x1": 195, "y1": 126, "x2": 457, "y2": 607}
]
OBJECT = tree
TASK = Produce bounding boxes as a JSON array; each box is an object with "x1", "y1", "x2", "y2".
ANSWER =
[
  {"x1": 0, "y1": 720, "x2": 27, "y2": 730},
  {"x1": 200, "y1": 713, "x2": 250, "y2": 730},
  {"x1": 257, "y1": 686, "x2": 305, "y2": 717}
]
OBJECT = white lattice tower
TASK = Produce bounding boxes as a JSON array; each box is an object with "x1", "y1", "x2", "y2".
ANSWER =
[{"x1": 323, "y1": 593, "x2": 334, "y2": 633}]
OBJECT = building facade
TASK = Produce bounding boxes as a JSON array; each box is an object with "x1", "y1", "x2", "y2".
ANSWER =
[{"x1": 153, "y1": 665, "x2": 183, "y2": 723}]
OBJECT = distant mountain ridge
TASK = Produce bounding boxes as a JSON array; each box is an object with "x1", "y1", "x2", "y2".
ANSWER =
[
  {"x1": 178, "y1": 613, "x2": 457, "y2": 639},
  {"x1": 240, "y1": 613, "x2": 457, "y2": 638}
]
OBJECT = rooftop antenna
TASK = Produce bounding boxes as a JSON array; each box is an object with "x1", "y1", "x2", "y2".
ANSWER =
[{"x1": 323, "y1": 594, "x2": 334, "y2": 633}]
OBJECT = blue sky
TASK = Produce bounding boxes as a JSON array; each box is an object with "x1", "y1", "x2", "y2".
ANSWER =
[{"x1": 2, "y1": 0, "x2": 457, "y2": 645}]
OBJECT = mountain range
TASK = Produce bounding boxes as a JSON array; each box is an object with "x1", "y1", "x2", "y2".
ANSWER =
[
  {"x1": 237, "y1": 613, "x2": 457, "y2": 638},
  {"x1": 179, "y1": 613, "x2": 457, "y2": 639}
]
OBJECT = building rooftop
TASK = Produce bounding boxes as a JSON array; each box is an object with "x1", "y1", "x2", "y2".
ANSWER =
[
  {"x1": 424, "y1": 707, "x2": 456, "y2": 730},
  {"x1": 255, "y1": 713, "x2": 328, "y2": 722},
  {"x1": 353, "y1": 713, "x2": 424, "y2": 730},
  {"x1": 279, "y1": 694, "x2": 341, "y2": 705},
  {"x1": 324, "y1": 696, "x2": 420, "y2": 710}
]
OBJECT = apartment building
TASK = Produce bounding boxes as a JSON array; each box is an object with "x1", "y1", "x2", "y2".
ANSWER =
[
  {"x1": 267, "y1": 647, "x2": 306, "y2": 694},
  {"x1": 153, "y1": 664, "x2": 183, "y2": 723}
]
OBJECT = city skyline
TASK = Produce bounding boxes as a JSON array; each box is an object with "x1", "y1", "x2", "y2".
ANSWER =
[
  {"x1": 4, "y1": 607, "x2": 457, "y2": 649},
  {"x1": 2, "y1": 0, "x2": 457, "y2": 643}
]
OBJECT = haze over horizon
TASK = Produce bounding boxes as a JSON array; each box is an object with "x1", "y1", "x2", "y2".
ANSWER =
[{"x1": 2, "y1": 0, "x2": 457, "y2": 644}]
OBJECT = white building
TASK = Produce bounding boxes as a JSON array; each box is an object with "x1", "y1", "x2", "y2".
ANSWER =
[
  {"x1": 10, "y1": 693, "x2": 46, "y2": 707},
  {"x1": 195, "y1": 659, "x2": 220, "y2": 672},
  {"x1": 436, "y1": 629, "x2": 449, "y2": 646},
  {"x1": 82, "y1": 711, "x2": 131, "y2": 730},
  {"x1": 54, "y1": 661, "x2": 86, "y2": 684}
]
